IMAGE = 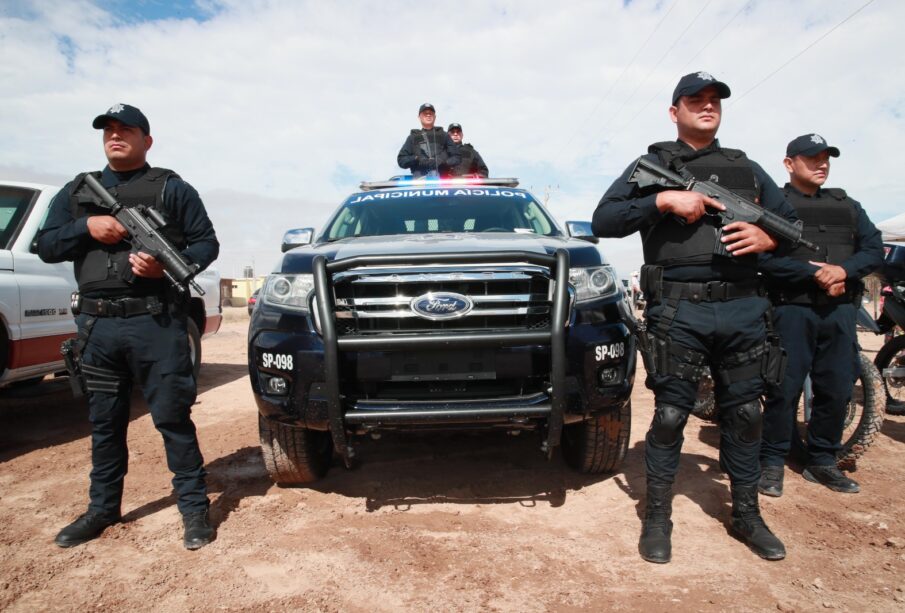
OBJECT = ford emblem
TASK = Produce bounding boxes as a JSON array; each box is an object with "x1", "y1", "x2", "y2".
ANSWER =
[{"x1": 410, "y1": 292, "x2": 473, "y2": 320}]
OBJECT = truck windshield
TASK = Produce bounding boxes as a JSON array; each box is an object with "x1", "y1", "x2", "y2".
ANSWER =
[
  {"x1": 0, "y1": 186, "x2": 37, "y2": 250},
  {"x1": 324, "y1": 190, "x2": 561, "y2": 240}
]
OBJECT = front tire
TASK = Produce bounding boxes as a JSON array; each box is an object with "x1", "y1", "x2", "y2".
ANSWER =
[
  {"x1": 258, "y1": 414, "x2": 333, "y2": 485},
  {"x1": 562, "y1": 401, "x2": 631, "y2": 474},
  {"x1": 793, "y1": 353, "x2": 886, "y2": 468}
]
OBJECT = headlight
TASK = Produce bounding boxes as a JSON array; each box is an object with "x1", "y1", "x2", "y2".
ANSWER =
[
  {"x1": 569, "y1": 266, "x2": 618, "y2": 303},
  {"x1": 262, "y1": 274, "x2": 314, "y2": 311}
]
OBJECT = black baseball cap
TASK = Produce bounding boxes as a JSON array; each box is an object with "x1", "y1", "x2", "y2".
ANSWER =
[
  {"x1": 671, "y1": 71, "x2": 731, "y2": 105},
  {"x1": 92, "y1": 103, "x2": 150, "y2": 134},
  {"x1": 418, "y1": 103, "x2": 436, "y2": 114},
  {"x1": 786, "y1": 133, "x2": 840, "y2": 158},
  {"x1": 447, "y1": 123, "x2": 462, "y2": 132}
]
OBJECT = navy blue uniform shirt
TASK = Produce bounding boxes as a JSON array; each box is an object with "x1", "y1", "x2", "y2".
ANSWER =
[
  {"x1": 758, "y1": 183, "x2": 883, "y2": 289},
  {"x1": 37, "y1": 164, "x2": 219, "y2": 274},
  {"x1": 592, "y1": 139, "x2": 798, "y2": 282}
]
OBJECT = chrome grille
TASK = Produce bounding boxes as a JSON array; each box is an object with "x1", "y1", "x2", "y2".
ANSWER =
[{"x1": 332, "y1": 265, "x2": 552, "y2": 334}]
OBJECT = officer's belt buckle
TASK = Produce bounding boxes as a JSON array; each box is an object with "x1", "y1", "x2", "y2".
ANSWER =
[{"x1": 706, "y1": 281, "x2": 729, "y2": 301}]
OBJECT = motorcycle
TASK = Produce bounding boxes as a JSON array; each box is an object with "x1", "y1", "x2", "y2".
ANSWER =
[{"x1": 872, "y1": 242, "x2": 905, "y2": 415}]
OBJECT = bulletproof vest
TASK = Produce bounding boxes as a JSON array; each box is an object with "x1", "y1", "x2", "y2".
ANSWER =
[
  {"x1": 456, "y1": 143, "x2": 476, "y2": 175},
  {"x1": 411, "y1": 127, "x2": 448, "y2": 163},
  {"x1": 642, "y1": 141, "x2": 759, "y2": 270},
  {"x1": 784, "y1": 186, "x2": 856, "y2": 265},
  {"x1": 69, "y1": 167, "x2": 184, "y2": 296}
]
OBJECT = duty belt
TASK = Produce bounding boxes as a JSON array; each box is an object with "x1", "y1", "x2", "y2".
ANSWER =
[
  {"x1": 77, "y1": 295, "x2": 165, "y2": 317},
  {"x1": 769, "y1": 286, "x2": 862, "y2": 307},
  {"x1": 657, "y1": 279, "x2": 764, "y2": 304}
]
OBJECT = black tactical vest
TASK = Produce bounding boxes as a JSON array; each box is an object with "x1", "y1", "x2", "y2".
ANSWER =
[
  {"x1": 411, "y1": 128, "x2": 448, "y2": 163},
  {"x1": 784, "y1": 186, "x2": 856, "y2": 266},
  {"x1": 642, "y1": 141, "x2": 759, "y2": 270},
  {"x1": 456, "y1": 143, "x2": 476, "y2": 176},
  {"x1": 69, "y1": 167, "x2": 184, "y2": 296}
]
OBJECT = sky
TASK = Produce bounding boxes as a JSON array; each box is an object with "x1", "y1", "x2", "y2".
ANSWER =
[{"x1": 1, "y1": 0, "x2": 902, "y2": 279}]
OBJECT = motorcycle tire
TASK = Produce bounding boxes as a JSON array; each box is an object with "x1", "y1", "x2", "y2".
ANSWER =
[
  {"x1": 792, "y1": 353, "x2": 886, "y2": 469},
  {"x1": 874, "y1": 333, "x2": 905, "y2": 415}
]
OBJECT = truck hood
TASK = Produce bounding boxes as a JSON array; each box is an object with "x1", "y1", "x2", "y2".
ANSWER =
[{"x1": 279, "y1": 233, "x2": 608, "y2": 273}]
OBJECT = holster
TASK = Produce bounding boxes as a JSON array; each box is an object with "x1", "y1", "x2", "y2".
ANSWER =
[
  {"x1": 60, "y1": 338, "x2": 86, "y2": 398},
  {"x1": 761, "y1": 333, "x2": 787, "y2": 386}
]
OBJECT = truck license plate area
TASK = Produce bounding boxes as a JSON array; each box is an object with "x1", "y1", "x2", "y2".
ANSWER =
[{"x1": 390, "y1": 349, "x2": 496, "y2": 382}]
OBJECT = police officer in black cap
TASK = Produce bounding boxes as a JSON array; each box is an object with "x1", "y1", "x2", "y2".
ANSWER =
[
  {"x1": 397, "y1": 103, "x2": 461, "y2": 178},
  {"x1": 594, "y1": 71, "x2": 797, "y2": 563},
  {"x1": 37, "y1": 103, "x2": 219, "y2": 550},
  {"x1": 758, "y1": 134, "x2": 883, "y2": 497},
  {"x1": 447, "y1": 123, "x2": 489, "y2": 178}
]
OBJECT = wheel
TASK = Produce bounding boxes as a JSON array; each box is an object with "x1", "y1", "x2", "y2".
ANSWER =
[
  {"x1": 258, "y1": 414, "x2": 333, "y2": 485},
  {"x1": 793, "y1": 353, "x2": 886, "y2": 468},
  {"x1": 187, "y1": 318, "x2": 201, "y2": 380},
  {"x1": 692, "y1": 370, "x2": 718, "y2": 422},
  {"x1": 562, "y1": 401, "x2": 631, "y2": 474},
  {"x1": 875, "y1": 334, "x2": 905, "y2": 415}
]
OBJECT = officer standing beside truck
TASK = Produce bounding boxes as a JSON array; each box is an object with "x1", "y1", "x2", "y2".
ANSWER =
[
  {"x1": 397, "y1": 103, "x2": 460, "y2": 178},
  {"x1": 37, "y1": 103, "x2": 220, "y2": 550},
  {"x1": 758, "y1": 134, "x2": 883, "y2": 497},
  {"x1": 593, "y1": 72, "x2": 797, "y2": 563}
]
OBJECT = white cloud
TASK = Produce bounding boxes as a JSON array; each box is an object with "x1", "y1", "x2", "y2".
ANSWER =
[{"x1": 1, "y1": 0, "x2": 901, "y2": 276}]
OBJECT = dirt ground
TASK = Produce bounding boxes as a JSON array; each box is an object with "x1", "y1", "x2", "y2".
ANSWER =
[{"x1": 3, "y1": 310, "x2": 905, "y2": 613}]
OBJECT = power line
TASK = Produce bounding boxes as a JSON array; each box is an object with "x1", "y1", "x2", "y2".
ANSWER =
[
  {"x1": 586, "y1": 0, "x2": 713, "y2": 150},
  {"x1": 608, "y1": 0, "x2": 751, "y2": 143},
  {"x1": 555, "y1": 0, "x2": 679, "y2": 158},
  {"x1": 731, "y1": 0, "x2": 877, "y2": 105}
]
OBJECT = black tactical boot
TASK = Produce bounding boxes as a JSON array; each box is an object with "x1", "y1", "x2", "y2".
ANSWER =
[
  {"x1": 758, "y1": 465, "x2": 784, "y2": 497},
  {"x1": 54, "y1": 511, "x2": 120, "y2": 548},
  {"x1": 803, "y1": 465, "x2": 860, "y2": 494},
  {"x1": 730, "y1": 484, "x2": 786, "y2": 560},
  {"x1": 638, "y1": 483, "x2": 673, "y2": 564},
  {"x1": 183, "y1": 510, "x2": 214, "y2": 550}
]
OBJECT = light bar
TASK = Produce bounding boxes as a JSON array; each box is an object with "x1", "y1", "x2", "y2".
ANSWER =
[{"x1": 359, "y1": 177, "x2": 520, "y2": 191}]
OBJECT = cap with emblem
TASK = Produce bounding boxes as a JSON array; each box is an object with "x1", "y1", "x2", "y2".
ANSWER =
[
  {"x1": 786, "y1": 133, "x2": 840, "y2": 158},
  {"x1": 447, "y1": 123, "x2": 462, "y2": 132},
  {"x1": 671, "y1": 71, "x2": 731, "y2": 105},
  {"x1": 418, "y1": 103, "x2": 436, "y2": 114},
  {"x1": 92, "y1": 103, "x2": 151, "y2": 135}
]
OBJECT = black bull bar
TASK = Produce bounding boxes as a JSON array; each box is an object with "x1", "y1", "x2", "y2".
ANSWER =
[{"x1": 312, "y1": 249, "x2": 571, "y2": 464}]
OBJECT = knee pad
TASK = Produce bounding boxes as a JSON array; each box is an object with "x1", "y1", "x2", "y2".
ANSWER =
[
  {"x1": 722, "y1": 399, "x2": 763, "y2": 444},
  {"x1": 649, "y1": 404, "x2": 689, "y2": 446}
]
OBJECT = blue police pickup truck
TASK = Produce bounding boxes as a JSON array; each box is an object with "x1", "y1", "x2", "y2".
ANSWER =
[{"x1": 248, "y1": 177, "x2": 636, "y2": 484}]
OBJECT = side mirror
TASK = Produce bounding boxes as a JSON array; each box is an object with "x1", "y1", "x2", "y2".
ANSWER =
[
  {"x1": 565, "y1": 220, "x2": 599, "y2": 244},
  {"x1": 281, "y1": 227, "x2": 314, "y2": 253}
]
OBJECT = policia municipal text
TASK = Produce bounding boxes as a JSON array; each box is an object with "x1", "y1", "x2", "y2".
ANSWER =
[
  {"x1": 37, "y1": 104, "x2": 220, "y2": 550},
  {"x1": 593, "y1": 72, "x2": 796, "y2": 563}
]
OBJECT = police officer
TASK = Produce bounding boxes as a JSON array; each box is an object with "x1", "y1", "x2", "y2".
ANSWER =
[
  {"x1": 397, "y1": 103, "x2": 461, "y2": 178},
  {"x1": 447, "y1": 123, "x2": 489, "y2": 177},
  {"x1": 593, "y1": 72, "x2": 797, "y2": 563},
  {"x1": 759, "y1": 134, "x2": 883, "y2": 496},
  {"x1": 37, "y1": 104, "x2": 220, "y2": 550}
]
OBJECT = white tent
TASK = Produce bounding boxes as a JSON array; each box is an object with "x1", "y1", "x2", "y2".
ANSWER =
[{"x1": 877, "y1": 212, "x2": 905, "y2": 242}]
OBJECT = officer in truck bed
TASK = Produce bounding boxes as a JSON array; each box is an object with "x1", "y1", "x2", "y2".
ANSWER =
[
  {"x1": 37, "y1": 103, "x2": 219, "y2": 550},
  {"x1": 593, "y1": 71, "x2": 797, "y2": 564}
]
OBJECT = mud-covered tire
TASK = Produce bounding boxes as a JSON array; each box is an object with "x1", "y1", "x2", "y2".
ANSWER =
[
  {"x1": 875, "y1": 334, "x2": 905, "y2": 411},
  {"x1": 562, "y1": 401, "x2": 631, "y2": 474},
  {"x1": 692, "y1": 371, "x2": 718, "y2": 422},
  {"x1": 258, "y1": 414, "x2": 333, "y2": 485},
  {"x1": 187, "y1": 318, "x2": 202, "y2": 380},
  {"x1": 793, "y1": 353, "x2": 886, "y2": 468}
]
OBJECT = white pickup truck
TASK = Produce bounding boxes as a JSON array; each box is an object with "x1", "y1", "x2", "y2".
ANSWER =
[{"x1": 0, "y1": 180, "x2": 221, "y2": 388}]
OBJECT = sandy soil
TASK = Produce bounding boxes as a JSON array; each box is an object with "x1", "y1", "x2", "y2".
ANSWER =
[{"x1": 2, "y1": 310, "x2": 905, "y2": 612}]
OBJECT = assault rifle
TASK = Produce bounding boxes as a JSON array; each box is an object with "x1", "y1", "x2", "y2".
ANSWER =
[
  {"x1": 628, "y1": 157, "x2": 819, "y2": 255},
  {"x1": 83, "y1": 173, "x2": 205, "y2": 295}
]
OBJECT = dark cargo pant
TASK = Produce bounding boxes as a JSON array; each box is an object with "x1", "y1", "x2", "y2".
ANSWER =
[{"x1": 78, "y1": 309, "x2": 208, "y2": 517}]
